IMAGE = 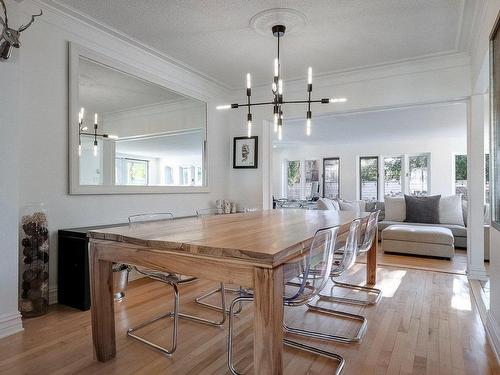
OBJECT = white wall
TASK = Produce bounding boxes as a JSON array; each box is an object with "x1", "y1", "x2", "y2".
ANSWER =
[
  {"x1": 0, "y1": 0, "x2": 23, "y2": 338},
  {"x1": 0, "y1": 0, "x2": 233, "y2": 327},
  {"x1": 272, "y1": 137, "x2": 466, "y2": 201}
]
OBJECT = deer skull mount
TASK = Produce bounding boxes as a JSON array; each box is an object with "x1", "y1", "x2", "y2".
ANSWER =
[{"x1": 0, "y1": 0, "x2": 42, "y2": 60}]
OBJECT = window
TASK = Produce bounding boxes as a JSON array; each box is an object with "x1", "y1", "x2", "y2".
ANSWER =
[
  {"x1": 359, "y1": 157, "x2": 379, "y2": 201},
  {"x1": 323, "y1": 158, "x2": 340, "y2": 199},
  {"x1": 454, "y1": 154, "x2": 467, "y2": 199},
  {"x1": 383, "y1": 157, "x2": 403, "y2": 197},
  {"x1": 164, "y1": 166, "x2": 173, "y2": 185},
  {"x1": 486, "y1": 154, "x2": 490, "y2": 204},
  {"x1": 409, "y1": 154, "x2": 430, "y2": 196},
  {"x1": 115, "y1": 158, "x2": 149, "y2": 186},
  {"x1": 304, "y1": 160, "x2": 320, "y2": 199},
  {"x1": 287, "y1": 160, "x2": 301, "y2": 200}
]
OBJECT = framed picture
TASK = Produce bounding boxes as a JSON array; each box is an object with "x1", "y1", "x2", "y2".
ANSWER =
[{"x1": 233, "y1": 136, "x2": 258, "y2": 168}]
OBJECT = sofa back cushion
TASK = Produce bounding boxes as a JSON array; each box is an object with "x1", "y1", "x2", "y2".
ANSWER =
[
  {"x1": 337, "y1": 198, "x2": 365, "y2": 212},
  {"x1": 317, "y1": 198, "x2": 340, "y2": 211},
  {"x1": 384, "y1": 196, "x2": 406, "y2": 222},
  {"x1": 405, "y1": 194, "x2": 441, "y2": 224},
  {"x1": 439, "y1": 194, "x2": 465, "y2": 226}
]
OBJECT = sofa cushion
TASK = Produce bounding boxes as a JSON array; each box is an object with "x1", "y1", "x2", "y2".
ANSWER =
[
  {"x1": 439, "y1": 194, "x2": 465, "y2": 226},
  {"x1": 405, "y1": 195, "x2": 441, "y2": 224},
  {"x1": 337, "y1": 198, "x2": 365, "y2": 212},
  {"x1": 382, "y1": 225, "x2": 454, "y2": 246},
  {"x1": 384, "y1": 196, "x2": 406, "y2": 222},
  {"x1": 317, "y1": 198, "x2": 340, "y2": 211},
  {"x1": 378, "y1": 220, "x2": 466, "y2": 238}
]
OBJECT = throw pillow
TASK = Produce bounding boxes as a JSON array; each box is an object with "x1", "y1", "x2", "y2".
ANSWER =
[
  {"x1": 338, "y1": 198, "x2": 365, "y2": 212},
  {"x1": 384, "y1": 196, "x2": 406, "y2": 222},
  {"x1": 316, "y1": 198, "x2": 340, "y2": 211},
  {"x1": 439, "y1": 195, "x2": 465, "y2": 226},
  {"x1": 405, "y1": 195, "x2": 441, "y2": 224}
]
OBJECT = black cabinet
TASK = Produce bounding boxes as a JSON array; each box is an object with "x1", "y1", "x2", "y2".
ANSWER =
[{"x1": 58, "y1": 224, "x2": 125, "y2": 311}]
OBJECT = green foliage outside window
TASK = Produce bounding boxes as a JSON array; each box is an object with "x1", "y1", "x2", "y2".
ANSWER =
[{"x1": 288, "y1": 161, "x2": 300, "y2": 186}]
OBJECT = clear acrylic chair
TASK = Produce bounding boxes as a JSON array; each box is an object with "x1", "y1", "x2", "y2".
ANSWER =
[
  {"x1": 126, "y1": 212, "x2": 226, "y2": 356},
  {"x1": 317, "y1": 211, "x2": 382, "y2": 306},
  {"x1": 285, "y1": 219, "x2": 367, "y2": 344},
  {"x1": 227, "y1": 225, "x2": 345, "y2": 375},
  {"x1": 194, "y1": 208, "x2": 242, "y2": 314}
]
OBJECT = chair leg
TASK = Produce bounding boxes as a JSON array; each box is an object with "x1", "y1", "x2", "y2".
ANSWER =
[
  {"x1": 317, "y1": 279, "x2": 382, "y2": 306},
  {"x1": 283, "y1": 339, "x2": 345, "y2": 375},
  {"x1": 195, "y1": 285, "x2": 243, "y2": 314},
  {"x1": 227, "y1": 296, "x2": 346, "y2": 374},
  {"x1": 180, "y1": 282, "x2": 227, "y2": 327},
  {"x1": 127, "y1": 281, "x2": 179, "y2": 356},
  {"x1": 286, "y1": 301, "x2": 367, "y2": 344}
]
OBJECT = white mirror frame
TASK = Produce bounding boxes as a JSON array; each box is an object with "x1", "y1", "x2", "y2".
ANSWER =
[{"x1": 68, "y1": 43, "x2": 209, "y2": 194}]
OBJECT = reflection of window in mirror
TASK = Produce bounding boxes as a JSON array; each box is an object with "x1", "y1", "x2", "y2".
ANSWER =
[{"x1": 77, "y1": 56, "x2": 207, "y2": 189}]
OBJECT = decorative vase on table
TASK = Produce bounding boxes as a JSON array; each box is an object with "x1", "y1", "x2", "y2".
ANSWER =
[{"x1": 19, "y1": 203, "x2": 49, "y2": 318}]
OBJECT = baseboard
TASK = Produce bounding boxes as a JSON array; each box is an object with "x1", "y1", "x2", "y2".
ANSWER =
[
  {"x1": 0, "y1": 311, "x2": 23, "y2": 339},
  {"x1": 49, "y1": 287, "x2": 58, "y2": 305},
  {"x1": 485, "y1": 312, "x2": 500, "y2": 364},
  {"x1": 467, "y1": 266, "x2": 489, "y2": 281}
]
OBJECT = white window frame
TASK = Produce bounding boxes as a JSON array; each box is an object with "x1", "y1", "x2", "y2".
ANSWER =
[{"x1": 282, "y1": 158, "x2": 320, "y2": 200}]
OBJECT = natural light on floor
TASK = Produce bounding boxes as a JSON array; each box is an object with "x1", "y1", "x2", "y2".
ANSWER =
[
  {"x1": 451, "y1": 277, "x2": 472, "y2": 311},
  {"x1": 377, "y1": 270, "x2": 407, "y2": 298}
]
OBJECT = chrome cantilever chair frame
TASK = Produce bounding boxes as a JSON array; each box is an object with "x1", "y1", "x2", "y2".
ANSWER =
[
  {"x1": 126, "y1": 213, "x2": 226, "y2": 356},
  {"x1": 317, "y1": 210, "x2": 382, "y2": 306},
  {"x1": 227, "y1": 225, "x2": 345, "y2": 375},
  {"x1": 286, "y1": 219, "x2": 368, "y2": 344}
]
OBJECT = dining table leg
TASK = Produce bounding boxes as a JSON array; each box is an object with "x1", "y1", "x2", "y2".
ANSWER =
[
  {"x1": 253, "y1": 266, "x2": 284, "y2": 375},
  {"x1": 89, "y1": 241, "x2": 116, "y2": 362},
  {"x1": 366, "y1": 230, "x2": 378, "y2": 285}
]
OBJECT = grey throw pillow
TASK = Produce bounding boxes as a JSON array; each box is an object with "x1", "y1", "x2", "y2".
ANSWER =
[{"x1": 404, "y1": 195, "x2": 441, "y2": 224}]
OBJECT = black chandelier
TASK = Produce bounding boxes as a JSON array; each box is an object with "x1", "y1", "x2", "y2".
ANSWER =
[
  {"x1": 217, "y1": 24, "x2": 346, "y2": 139},
  {"x1": 78, "y1": 108, "x2": 117, "y2": 157}
]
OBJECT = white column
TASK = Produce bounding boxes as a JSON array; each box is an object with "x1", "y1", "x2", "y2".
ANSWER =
[
  {"x1": 467, "y1": 94, "x2": 488, "y2": 280},
  {"x1": 262, "y1": 120, "x2": 273, "y2": 210}
]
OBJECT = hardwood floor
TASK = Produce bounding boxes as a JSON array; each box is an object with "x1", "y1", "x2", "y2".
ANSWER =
[{"x1": 0, "y1": 264, "x2": 498, "y2": 375}]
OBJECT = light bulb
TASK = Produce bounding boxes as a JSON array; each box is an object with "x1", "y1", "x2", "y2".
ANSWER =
[
  {"x1": 216, "y1": 104, "x2": 231, "y2": 110},
  {"x1": 274, "y1": 58, "x2": 279, "y2": 77},
  {"x1": 278, "y1": 126, "x2": 282, "y2": 141},
  {"x1": 306, "y1": 118, "x2": 311, "y2": 136},
  {"x1": 308, "y1": 67, "x2": 312, "y2": 84},
  {"x1": 80, "y1": 107, "x2": 85, "y2": 118},
  {"x1": 273, "y1": 114, "x2": 278, "y2": 132},
  {"x1": 278, "y1": 79, "x2": 283, "y2": 95},
  {"x1": 78, "y1": 144, "x2": 81, "y2": 157},
  {"x1": 82, "y1": 126, "x2": 88, "y2": 131},
  {"x1": 93, "y1": 144, "x2": 97, "y2": 156},
  {"x1": 108, "y1": 134, "x2": 118, "y2": 140},
  {"x1": 78, "y1": 112, "x2": 82, "y2": 124},
  {"x1": 247, "y1": 120, "x2": 252, "y2": 138},
  {"x1": 330, "y1": 98, "x2": 347, "y2": 103},
  {"x1": 94, "y1": 113, "x2": 98, "y2": 124},
  {"x1": 246, "y1": 73, "x2": 251, "y2": 89},
  {"x1": 272, "y1": 82, "x2": 277, "y2": 92}
]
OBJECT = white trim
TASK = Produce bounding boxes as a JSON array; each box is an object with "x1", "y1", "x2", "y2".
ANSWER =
[
  {"x1": 49, "y1": 287, "x2": 58, "y2": 305},
  {"x1": 0, "y1": 312, "x2": 23, "y2": 339}
]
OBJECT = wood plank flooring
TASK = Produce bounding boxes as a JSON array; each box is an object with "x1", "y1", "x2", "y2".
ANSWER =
[{"x1": 0, "y1": 264, "x2": 498, "y2": 375}]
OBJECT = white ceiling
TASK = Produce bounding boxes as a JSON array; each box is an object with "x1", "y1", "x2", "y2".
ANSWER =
[
  {"x1": 53, "y1": 0, "x2": 475, "y2": 89},
  {"x1": 273, "y1": 102, "x2": 467, "y2": 146},
  {"x1": 79, "y1": 57, "x2": 187, "y2": 115}
]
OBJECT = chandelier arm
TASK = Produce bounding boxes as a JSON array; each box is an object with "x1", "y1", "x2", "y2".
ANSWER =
[{"x1": 232, "y1": 98, "x2": 329, "y2": 108}]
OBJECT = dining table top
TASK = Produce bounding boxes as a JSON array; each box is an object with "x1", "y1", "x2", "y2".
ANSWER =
[{"x1": 88, "y1": 209, "x2": 368, "y2": 267}]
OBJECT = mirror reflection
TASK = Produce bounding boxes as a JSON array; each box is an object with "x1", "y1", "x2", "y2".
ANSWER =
[{"x1": 78, "y1": 57, "x2": 206, "y2": 187}]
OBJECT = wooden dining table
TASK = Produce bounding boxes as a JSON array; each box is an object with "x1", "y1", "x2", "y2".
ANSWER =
[{"x1": 88, "y1": 209, "x2": 377, "y2": 374}]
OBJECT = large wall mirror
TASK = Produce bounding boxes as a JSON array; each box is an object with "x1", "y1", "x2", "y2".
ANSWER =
[
  {"x1": 492, "y1": 15, "x2": 500, "y2": 229},
  {"x1": 69, "y1": 44, "x2": 208, "y2": 194}
]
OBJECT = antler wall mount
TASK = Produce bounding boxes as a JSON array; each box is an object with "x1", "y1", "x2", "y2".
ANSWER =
[{"x1": 0, "y1": 0, "x2": 42, "y2": 60}]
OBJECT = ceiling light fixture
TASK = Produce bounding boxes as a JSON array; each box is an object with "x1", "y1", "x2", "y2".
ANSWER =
[
  {"x1": 217, "y1": 24, "x2": 347, "y2": 138},
  {"x1": 78, "y1": 108, "x2": 118, "y2": 157}
]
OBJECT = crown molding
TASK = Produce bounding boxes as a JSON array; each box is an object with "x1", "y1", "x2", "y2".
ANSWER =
[{"x1": 33, "y1": 0, "x2": 233, "y2": 92}]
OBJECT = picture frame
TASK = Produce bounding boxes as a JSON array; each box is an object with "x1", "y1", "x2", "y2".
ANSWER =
[{"x1": 233, "y1": 136, "x2": 258, "y2": 169}]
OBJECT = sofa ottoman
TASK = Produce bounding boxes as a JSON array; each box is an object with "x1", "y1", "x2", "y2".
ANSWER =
[{"x1": 381, "y1": 225, "x2": 455, "y2": 259}]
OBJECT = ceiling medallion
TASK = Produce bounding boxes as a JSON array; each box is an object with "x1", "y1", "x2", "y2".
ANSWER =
[
  {"x1": 249, "y1": 8, "x2": 307, "y2": 37},
  {"x1": 217, "y1": 22, "x2": 347, "y2": 139}
]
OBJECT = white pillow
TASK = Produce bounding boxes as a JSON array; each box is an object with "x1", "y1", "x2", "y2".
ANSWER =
[
  {"x1": 384, "y1": 196, "x2": 406, "y2": 222},
  {"x1": 439, "y1": 195, "x2": 465, "y2": 226},
  {"x1": 317, "y1": 198, "x2": 340, "y2": 211},
  {"x1": 338, "y1": 199, "x2": 365, "y2": 212}
]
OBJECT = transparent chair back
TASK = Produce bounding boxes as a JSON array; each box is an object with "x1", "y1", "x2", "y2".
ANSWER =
[
  {"x1": 196, "y1": 208, "x2": 220, "y2": 217},
  {"x1": 284, "y1": 225, "x2": 339, "y2": 306},
  {"x1": 358, "y1": 210, "x2": 380, "y2": 254},
  {"x1": 128, "y1": 212, "x2": 174, "y2": 224},
  {"x1": 331, "y1": 219, "x2": 361, "y2": 277}
]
